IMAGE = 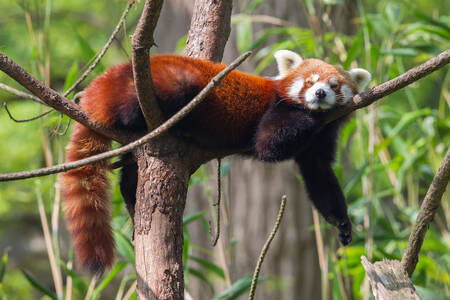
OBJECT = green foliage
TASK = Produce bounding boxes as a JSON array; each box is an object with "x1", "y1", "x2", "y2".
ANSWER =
[{"x1": 0, "y1": 0, "x2": 449, "y2": 299}]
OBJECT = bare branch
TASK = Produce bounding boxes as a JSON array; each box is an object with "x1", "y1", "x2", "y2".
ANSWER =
[
  {"x1": 326, "y1": 49, "x2": 450, "y2": 123},
  {"x1": 2, "y1": 102, "x2": 53, "y2": 122},
  {"x1": 0, "y1": 53, "x2": 132, "y2": 144},
  {"x1": 248, "y1": 195, "x2": 287, "y2": 300},
  {"x1": 63, "y1": 0, "x2": 135, "y2": 97},
  {"x1": 401, "y1": 147, "x2": 450, "y2": 277},
  {"x1": 184, "y1": 0, "x2": 232, "y2": 61},
  {"x1": 131, "y1": 0, "x2": 165, "y2": 130},
  {"x1": 0, "y1": 82, "x2": 46, "y2": 105},
  {"x1": 0, "y1": 51, "x2": 252, "y2": 182}
]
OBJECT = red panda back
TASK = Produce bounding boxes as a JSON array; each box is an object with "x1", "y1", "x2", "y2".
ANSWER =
[{"x1": 62, "y1": 55, "x2": 277, "y2": 274}]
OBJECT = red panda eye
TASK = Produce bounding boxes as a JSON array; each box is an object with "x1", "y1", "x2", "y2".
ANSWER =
[
  {"x1": 331, "y1": 84, "x2": 338, "y2": 89},
  {"x1": 307, "y1": 81, "x2": 313, "y2": 85}
]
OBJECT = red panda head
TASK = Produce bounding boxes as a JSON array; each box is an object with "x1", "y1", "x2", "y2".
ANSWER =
[{"x1": 273, "y1": 50, "x2": 371, "y2": 110}]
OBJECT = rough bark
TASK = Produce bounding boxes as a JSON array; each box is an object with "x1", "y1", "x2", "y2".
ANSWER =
[
  {"x1": 361, "y1": 256, "x2": 420, "y2": 300},
  {"x1": 184, "y1": 0, "x2": 232, "y2": 62},
  {"x1": 134, "y1": 138, "x2": 191, "y2": 300},
  {"x1": 131, "y1": 0, "x2": 165, "y2": 130}
]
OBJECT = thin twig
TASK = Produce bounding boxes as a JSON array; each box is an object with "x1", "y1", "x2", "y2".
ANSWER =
[
  {"x1": 211, "y1": 158, "x2": 222, "y2": 246},
  {"x1": 0, "y1": 51, "x2": 252, "y2": 182},
  {"x1": 0, "y1": 82, "x2": 46, "y2": 105},
  {"x1": 3, "y1": 102, "x2": 53, "y2": 122},
  {"x1": 401, "y1": 147, "x2": 450, "y2": 277},
  {"x1": 248, "y1": 195, "x2": 287, "y2": 300},
  {"x1": 63, "y1": 0, "x2": 135, "y2": 97}
]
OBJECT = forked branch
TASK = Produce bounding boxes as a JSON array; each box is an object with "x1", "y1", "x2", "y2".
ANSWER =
[{"x1": 0, "y1": 51, "x2": 252, "y2": 182}]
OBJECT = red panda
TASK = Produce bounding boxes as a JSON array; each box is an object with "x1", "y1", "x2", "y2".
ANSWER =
[{"x1": 61, "y1": 50, "x2": 371, "y2": 274}]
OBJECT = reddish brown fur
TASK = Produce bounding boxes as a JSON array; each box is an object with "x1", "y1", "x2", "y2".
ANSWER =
[
  {"x1": 62, "y1": 55, "x2": 276, "y2": 273},
  {"x1": 60, "y1": 124, "x2": 113, "y2": 274}
]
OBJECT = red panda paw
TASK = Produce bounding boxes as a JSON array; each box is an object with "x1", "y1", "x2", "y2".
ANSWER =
[{"x1": 337, "y1": 220, "x2": 352, "y2": 246}]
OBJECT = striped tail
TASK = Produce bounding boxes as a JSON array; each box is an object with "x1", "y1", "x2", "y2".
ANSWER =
[{"x1": 60, "y1": 122, "x2": 113, "y2": 274}]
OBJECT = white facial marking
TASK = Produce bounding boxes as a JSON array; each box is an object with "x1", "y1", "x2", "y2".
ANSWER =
[
  {"x1": 340, "y1": 85, "x2": 354, "y2": 103},
  {"x1": 329, "y1": 76, "x2": 338, "y2": 85},
  {"x1": 304, "y1": 81, "x2": 336, "y2": 110},
  {"x1": 288, "y1": 77, "x2": 304, "y2": 102},
  {"x1": 309, "y1": 74, "x2": 320, "y2": 83}
]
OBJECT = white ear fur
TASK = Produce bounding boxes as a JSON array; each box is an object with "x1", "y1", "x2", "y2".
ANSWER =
[
  {"x1": 348, "y1": 68, "x2": 371, "y2": 92},
  {"x1": 273, "y1": 50, "x2": 303, "y2": 78}
]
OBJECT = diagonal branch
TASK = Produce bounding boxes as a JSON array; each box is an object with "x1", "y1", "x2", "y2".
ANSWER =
[
  {"x1": 326, "y1": 48, "x2": 450, "y2": 124},
  {"x1": 401, "y1": 147, "x2": 450, "y2": 277},
  {"x1": 131, "y1": 0, "x2": 165, "y2": 130},
  {"x1": 0, "y1": 53, "x2": 133, "y2": 144},
  {"x1": 0, "y1": 51, "x2": 252, "y2": 182}
]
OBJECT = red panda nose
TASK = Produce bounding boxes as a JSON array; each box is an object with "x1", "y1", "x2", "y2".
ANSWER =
[{"x1": 315, "y1": 89, "x2": 326, "y2": 99}]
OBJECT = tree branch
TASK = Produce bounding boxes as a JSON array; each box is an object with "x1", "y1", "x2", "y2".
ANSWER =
[
  {"x1": 0, "y1": 53, "x2": 132, "y2": 144},
  {"x1": 0, "y1": 82, "x2": 46, "y2": 105},
  {"x1": 361, "y1": 256, "x2": 420, "y2": 300},
  {"x1": 131, "y1": 0, "x2": 165, "y2": 130},
  {"x1": 326, "y1": 49, "x2": 450, "y2": 124},
  {"x1": 401, "y1": 147, "x2": 450, "y2": 277},
  {"x1": 183, "y1": 0, "x2": 232, "y2": 62},
  {"x1": 0, "y1": 51, "x2": 252, "y2": 182}
]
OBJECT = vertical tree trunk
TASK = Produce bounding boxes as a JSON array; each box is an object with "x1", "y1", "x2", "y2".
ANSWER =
[
  {"x1": 133, "y1": 0, "x2": 232, "y2": 298},
  {"x1": 134, "y1": 140, "x2": 191, "y2": 299}
]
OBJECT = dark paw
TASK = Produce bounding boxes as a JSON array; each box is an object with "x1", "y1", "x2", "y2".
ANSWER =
[{"x1": 337, "y1": 221, "x2": 352, "y2": 245}]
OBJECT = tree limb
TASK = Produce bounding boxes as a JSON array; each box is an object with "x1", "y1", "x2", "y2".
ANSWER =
[
  {"x1": 0, "y1": 51, "x2": 252, "y2": 182},
  {"x1": 131, "y1": 0, "x2": 165, "y2": 130},
  {"x1": 361, "y1": 256, "x2": 420, "y2": 300},
  {"x1": 401, "y1": 147, "x2": 450, "y2": 277},
  {"x1": 326, "y1": 48, "x2": 450, "y2": 124},
  {"x1": 0, "y1": 53, "x2": 133, "y2": 144}
]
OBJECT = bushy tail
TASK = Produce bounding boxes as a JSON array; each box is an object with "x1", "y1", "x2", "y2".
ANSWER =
[{"x1": 60, "y1": 122, "x2": 113, "y2": 274}]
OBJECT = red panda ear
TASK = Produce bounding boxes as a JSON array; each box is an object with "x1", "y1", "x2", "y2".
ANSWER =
[
  {"x1": 273, "y1": 50, "x2": 303, "y2": 79},
  {"x1": 348, "y1": 68, "x2": 371, "y2": 92}
]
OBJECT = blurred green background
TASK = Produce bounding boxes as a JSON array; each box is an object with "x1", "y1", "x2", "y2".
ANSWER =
[{"x1": 0, "y1": 0, "x2": 449, "y2": 299}]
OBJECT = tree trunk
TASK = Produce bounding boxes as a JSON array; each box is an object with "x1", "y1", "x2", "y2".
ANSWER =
[{"x1": 134, "y1": 139, "x2": 191, "y2": 299}]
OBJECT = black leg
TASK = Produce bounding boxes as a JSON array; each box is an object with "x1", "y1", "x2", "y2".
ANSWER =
[
  {"x1": 295, "y1": 122, "x2": 352, "y2": 245},
  {"x1": 119, "y1": 154, "x2": 138, "y2": 221},
  {"x1": 255, "y1": 103, "x2": 322, "y2": 162}
]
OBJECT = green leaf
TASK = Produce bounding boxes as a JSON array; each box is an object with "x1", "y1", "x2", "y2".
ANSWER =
[
  {"x1": 21, "y1": 269, "x2": 57, "y2": 300},
  {"x1": 183, "y1": 211, "x2": 206, "y2": 226},
  {"x1": 63, "y1": 62, "x2": 78, "y2": 97},
  {"x1": 344, "y1": 29, "x2": 363, "y2": 69},
  {"x1": 60, "y1": 263, "x2": 88, "y2": 295},
  {"x1": 381, "y1": 48, "x2": 419, "y2": 56},
  {"x1": 236, "y1": 14, "x2": 253, "y2": 53},
  {"x1": 186, "y1": 267, "x2": 215, "y2": 293},
  {"x1": 213, "y1": 275, "x2": 264, "y2": 300},
  {"x1": 0, "y1": 251, "x2": 7, "y2": 283},
  {"x1": 75, "y1": 30, "x2": 96, "y2": 60},
  {"x1": 189, "y1": 256, "x2": 225, "y2": 279},
  {"x1": 91, "y1": 261, "x2": 127, "y2": 300},
  {"x1": 175, "y1": 34, "x2": 187, "y2": 54},
  {"x1": 114, "y1": 230, "x2": 135, "y2": 264}
]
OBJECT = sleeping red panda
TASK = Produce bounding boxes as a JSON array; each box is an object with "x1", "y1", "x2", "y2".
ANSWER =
[{"x1": 61, "y1": 50, "x2": 371, "y2": 274}]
